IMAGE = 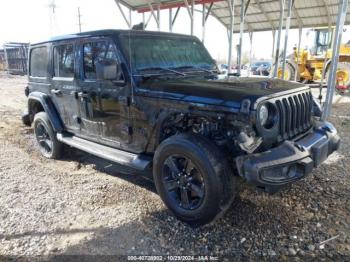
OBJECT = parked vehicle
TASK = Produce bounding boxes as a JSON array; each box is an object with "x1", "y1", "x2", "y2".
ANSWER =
[
  {"x1": 218, "y1": 64, "x2": 228, "y2": 75},
  {"x1": 250, "y1": 61, "x2": 272, "y2": 76},
  {"x1": 22, "y1": 30, "x2": 340, "y2": 226}
]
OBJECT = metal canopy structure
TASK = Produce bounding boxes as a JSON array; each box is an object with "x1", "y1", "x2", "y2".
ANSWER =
[
  {"x1": 119, "y1": 0, "x2": 350, "y2": 33},
  {"x1": 115, "y1": 0, "x2": 349, "y2": 121}
]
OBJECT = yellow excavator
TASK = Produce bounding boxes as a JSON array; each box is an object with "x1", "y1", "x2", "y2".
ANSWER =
[{"x1": 276, "y1": 27, "x2": 350, "y2": 90}]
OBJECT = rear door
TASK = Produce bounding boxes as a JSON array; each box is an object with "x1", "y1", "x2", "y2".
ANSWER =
[{"x1": 50, "y1": 42, "x2": 81, "y2": 133}]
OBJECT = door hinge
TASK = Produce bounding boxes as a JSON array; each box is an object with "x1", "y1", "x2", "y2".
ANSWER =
[
  {"x1": 126, "y1": 96, "x2": 131, "y2": 106},
  {"x1": 128, "y1": 126, "x2": 133, "y2": 135}
]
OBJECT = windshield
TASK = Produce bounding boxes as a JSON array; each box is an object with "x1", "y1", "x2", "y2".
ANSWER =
[{"x1": 119, "y1": 34, "x2": 216, "y2": 73}]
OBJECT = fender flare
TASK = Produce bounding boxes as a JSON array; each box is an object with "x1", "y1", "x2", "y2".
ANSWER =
[{"x1": 28, "y1": 92, "x2": 64, "y2": 132}]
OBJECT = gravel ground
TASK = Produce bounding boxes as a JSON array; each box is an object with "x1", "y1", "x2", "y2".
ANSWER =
[{"x1": 0, "y1": 72, "x2": 349, "y2": 260}]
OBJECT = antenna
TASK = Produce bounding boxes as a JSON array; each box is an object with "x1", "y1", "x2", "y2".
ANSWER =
[{"x1": 77, "y1": 7, "x2": 82, "y2": 33}]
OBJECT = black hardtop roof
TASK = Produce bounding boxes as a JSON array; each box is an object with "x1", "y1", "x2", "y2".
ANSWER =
[{"x1": 30, "y1": 29, "x2": 196, "y2": 46}]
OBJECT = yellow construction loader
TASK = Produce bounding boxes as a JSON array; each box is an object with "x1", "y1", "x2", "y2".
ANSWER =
[{"x1": 276, "y1": 28, "x2": 350, "y2": 90}]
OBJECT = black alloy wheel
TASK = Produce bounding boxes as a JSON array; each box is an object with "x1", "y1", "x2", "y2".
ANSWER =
[
  {"x1": 153, "y1": 134, "x2": 238, "y2": 226},
  {"x1": 162, "y1": 155, "x2": 205, "y2": 210}
]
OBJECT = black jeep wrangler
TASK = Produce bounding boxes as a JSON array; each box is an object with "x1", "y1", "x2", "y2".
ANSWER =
[{"x1": 23, "y1": 30, "x2": 340, "y2": 226}]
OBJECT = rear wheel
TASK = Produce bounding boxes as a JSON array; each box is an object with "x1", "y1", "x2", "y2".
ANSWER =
[
  {"x1": 33, "y1": 112, "x2": 63, "y2": 159},
  {"x1": 153, "y1": 134, "x2": 238, "y2": 226}
]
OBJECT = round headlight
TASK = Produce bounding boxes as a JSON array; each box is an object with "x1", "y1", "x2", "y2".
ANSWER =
[
  {"x1": 259, "y1": 104, "x2": 269, "y2": 126},
  {"x1": 258, "y1": 103, "x2": 277, "y2": 129}
]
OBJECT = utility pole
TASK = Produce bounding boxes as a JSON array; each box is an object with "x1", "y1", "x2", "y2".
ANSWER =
[
  {"x1": 77, "y1": 7, "x2": 82, "y2": 33},
  {"x1": 48, "y1": 0, "x2": 56, "y2": 36}
]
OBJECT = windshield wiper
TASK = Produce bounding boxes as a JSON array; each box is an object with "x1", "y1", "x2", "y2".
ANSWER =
[
  {"x1": 134, "y1": 67, "x2": 186, "y2": 77},
  {"x1": 171, "y1": 65, "x2": 218, "y2": 74}
]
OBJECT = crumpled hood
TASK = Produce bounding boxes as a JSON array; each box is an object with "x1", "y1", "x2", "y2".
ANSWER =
[{"x1": 138, "y1": 77, "x2": 306, "y2": 110}]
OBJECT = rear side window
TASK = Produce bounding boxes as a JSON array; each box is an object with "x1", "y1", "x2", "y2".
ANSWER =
[
  {"x1": 53, "y1": 44, "x2": 74, "y2": 78},
  {"x1": 30, "y1": 46, "x2": 49, "y2": 77}
]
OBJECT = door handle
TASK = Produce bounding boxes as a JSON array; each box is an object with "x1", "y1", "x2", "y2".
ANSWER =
[
  {"x1": 77, "y1": 92, "x2": 90, "y2": 99},
  {"x1": 51, "y1": 89, "x2": 62, "y2": 96}
]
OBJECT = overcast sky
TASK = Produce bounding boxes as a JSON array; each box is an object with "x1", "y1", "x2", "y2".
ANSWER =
[{"x1": 1, "y1": 0, "x2": 349, "y2": 63}]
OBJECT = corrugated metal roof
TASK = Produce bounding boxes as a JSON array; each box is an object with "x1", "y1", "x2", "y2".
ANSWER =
[{"x1": 119, "y1": 0, "x2": 350, "y2": 32}]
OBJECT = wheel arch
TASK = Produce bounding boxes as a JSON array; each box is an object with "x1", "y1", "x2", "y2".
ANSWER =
[
  {"x1": 150, "y1": 110, "x2": 214, "y2": 152},
  {"x1": 151, "y1": 111, "x2": 186, "y2": 150},
  {"x1": 28, "y1": 92, "x2": 64, "y2": 132}
]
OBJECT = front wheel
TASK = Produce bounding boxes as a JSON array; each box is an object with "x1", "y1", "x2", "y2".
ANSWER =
[
  {"x1": 277, "y1": 62, "x2": 296, "y2": 81},
  {"x1": 153, "y1": 134, "x2": 238, "y2": 226}
]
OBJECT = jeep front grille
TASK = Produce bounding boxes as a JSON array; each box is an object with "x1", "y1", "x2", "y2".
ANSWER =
[{"x1": 275, "y1": 91, "x2": 313, "y2": 141}]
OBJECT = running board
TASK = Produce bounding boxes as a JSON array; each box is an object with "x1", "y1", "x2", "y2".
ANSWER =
[{"x1": 57, "y1": 133, "x2": 152, "y2": 171}]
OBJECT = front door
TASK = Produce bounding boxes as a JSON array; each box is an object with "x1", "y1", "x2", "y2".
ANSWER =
[
  {"x1": 50, "y1": 43, "x2": 81, "y2": 133},
  {"x1": 77, "y1": 38, "x2": 130, "y2": 148}
]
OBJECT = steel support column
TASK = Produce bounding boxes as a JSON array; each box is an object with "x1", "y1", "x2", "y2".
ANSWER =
[
  {"x1": 147, "y1": 3, "x2": 160, "y2": 30},
  {"x1": 281, "y1": 0, "x2": 293, "y2": 80},
  {"x1": 171, "y1": 7, "x2": 181, "y2": 29},
  {"x1": 145, "y1": 12, "x2": 153, "y2": 28},
  {"x1": 115, "y1": 0, "x2": 131, "y2": 28},
  {"x1": 202, "y1": 4, "x2": 206, "y2": 42},
  {"x1": 142, "y1": 12, "x2": 146, "y2": 29},
  {"x1": 184, "y1": 0, "x2": 194, "y2": 35},
  {"x1": 273, "y1": 0, "x2": 285, "y2": 78},
  {"x1": 272, "y1": 30, "x2": 276, "y2": 59},
  {"x1": 237, "y1": 0, "x2": 245, "y2": 75},
  {"x1": 191, "y1": 1, "x2": 194, "y2": 35},
  {"x1": 295, "y1": 26, "x2": 302, "y2": 81},
  {"x1": 169, "y1": 8, "x2": 173, "y2": 32},
  {"x1": 157, "y1": 5, "x2": 161, "y2": 31},
  {"x1": 227, "y1": 0, "x2": 235, "y2": 74},
  {"x1": 248, "y1": 31, "x2": 253, "y2": 77},
  {"x1": 320, "y1": 23, "x2": 332, "y2": 87},
  {"x1": 129, "y1": 8, "x2": 132, "y2": 28},
  {"x1": 202, "y1": 3, "x2": 213, "y2": 43},
  {"x1": 321, "y1": 0, "x2": 349, "y2": 121}
]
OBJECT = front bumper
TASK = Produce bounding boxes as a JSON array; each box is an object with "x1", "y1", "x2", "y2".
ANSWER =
[{"x1": 236, "y1": 122, "x2": 340, "y2": 193}]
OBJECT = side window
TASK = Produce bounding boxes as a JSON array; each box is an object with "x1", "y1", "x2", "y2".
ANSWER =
[
  {"x1": 30, "y1": 46, "x2": 49, "y2": 77},
  {"x1": 83, "y1": 41, "x2": 124, "y2": 82},
  {"x1": 53, "y1": 44, "x2": 74, "y2": 78}
]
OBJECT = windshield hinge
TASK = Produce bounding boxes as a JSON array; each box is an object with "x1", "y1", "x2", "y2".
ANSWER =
[{"x1": 126, "y1": 96, "x2": 131, "y2": 106}]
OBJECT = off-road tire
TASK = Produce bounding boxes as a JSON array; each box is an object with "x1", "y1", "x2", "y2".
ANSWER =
[
  {"x1": 33, "y1": 112, "x2": 63, "y2": 159},
  {"x1": 283, "y1": 62, "x2": 296, "y2": 81},
  {"x1": 153, "y1": 133, "x2": 238, "y2": 226},
  {"x1": 270, "y1": 62, "x2": 296, "y2": 81}
]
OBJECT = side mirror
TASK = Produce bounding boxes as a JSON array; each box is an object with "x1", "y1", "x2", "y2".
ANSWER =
[{"x1": 96, "y1": 59, "x2": 118, "y2": 80}]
